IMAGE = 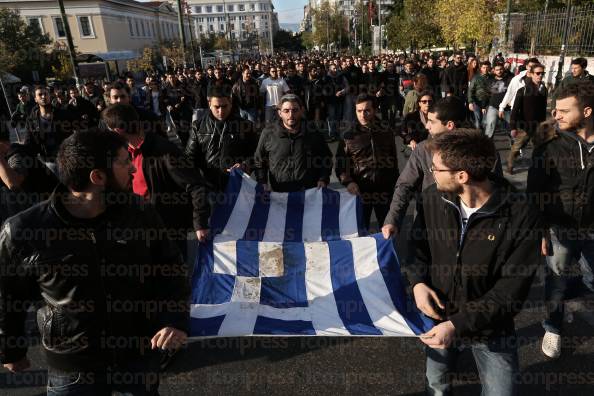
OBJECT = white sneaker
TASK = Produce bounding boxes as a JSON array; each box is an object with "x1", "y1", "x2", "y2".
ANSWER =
[{"x1": 542, "y1": 332, "x2": 562, "y2": 359}]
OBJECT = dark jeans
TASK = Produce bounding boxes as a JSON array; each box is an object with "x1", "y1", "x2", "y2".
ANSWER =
[
  {"x1": 543, "y1": 227, "x2": 594, "y2": 335},
  {"x1": 361, "y1": 190, "x2": 392, "y2": 232},
  {"x1": 425, "y1": 337, "x2": 519, "y2": 396},
  {"x1": 326, "y1": 101, "x2": 344, "y2": 139},
  {"x1": 47, "y1": 358, "x2": 160, "y2": 396}
]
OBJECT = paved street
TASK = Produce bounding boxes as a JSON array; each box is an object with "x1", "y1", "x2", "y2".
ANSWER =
[{"x1": 2, "y1": 132, "x2": 594, "y2": 395}]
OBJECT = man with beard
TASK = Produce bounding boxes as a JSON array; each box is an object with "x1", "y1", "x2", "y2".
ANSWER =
[
  {"x1": 335, "y1": 94, "x2": 398, "y2": 231},
  {"x1": 441, "y1": 52, "x2": 468, "y2": 99},
  {"x1": 67, "y1": 86, "x2": 99, "y2": 130},
  {"x1": 101, "y1": 104, "x2": 210, "y2": 256},
  {"x1": 232, "y1": 67, "x2": 260, "y2": 123},
  {"x1": 0, "y1": 131, "x2": 189, "y2": 394},
  {"x1": 324, "y1": 63, "x2": 349, "y2": 140},
  {"x1": 254, "y1": 94, "x2": 332, "y2": 192},
  {"x1": 25, "y1": 86, "x2": 76, "y2": 173},
  {"x1": 401, "y1": 129, "x2": 542, "y2": 396},
  {"x1": 528, "y1": 80, "x2": 594, "y2": 359},
  {"x1": 380, "y1": 61, "x2": 401, "y2": 123}
]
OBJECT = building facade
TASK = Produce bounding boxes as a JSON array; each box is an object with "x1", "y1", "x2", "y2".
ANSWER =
[
  {"x1": 303, "y1": 0, "x2": 391, "y2": 31},
  {"x1": 186, "y1": 0, "x2": 278, "y2": 43},
  {"x1": 0, "y1": 0, "x2": 186, "y2": 63}
]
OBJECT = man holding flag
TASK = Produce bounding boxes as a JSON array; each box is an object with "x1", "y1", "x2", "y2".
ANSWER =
[{"x1": 402, "y1": 129, "x2": 542, "y2": 396}]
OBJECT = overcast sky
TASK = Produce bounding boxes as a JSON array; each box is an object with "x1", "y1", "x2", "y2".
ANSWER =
[{"x1": 272, "y1": 0, "x2": 308, "y2": 24}]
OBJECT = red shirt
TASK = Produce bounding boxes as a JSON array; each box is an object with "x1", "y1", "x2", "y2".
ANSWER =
[{"x1": 128, "y1": 142, "x2": 149, "y2": 200}]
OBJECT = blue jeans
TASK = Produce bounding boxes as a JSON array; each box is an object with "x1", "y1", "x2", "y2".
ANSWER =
[
  {"x1": 543, "y1": 227, "x2": 594, "y2": 335},
  {"x1": 239, "y1": 108, "x2": 257, "y2": 123},
  {"x1": 425, "y1": 337, "x2": 519, "y2": 396},
  {"x1": 472, "y1": 106, "x2": 485, "y2": 131},
  {"x1": 47, "y1": 358, "x2": 160, "y2": 396},
  {"x1": 264, "y1": 106, "x2": 277, "y2": 124},
  {"x1": 484, "y1": 106, "x2": 510, "y2": 139}
]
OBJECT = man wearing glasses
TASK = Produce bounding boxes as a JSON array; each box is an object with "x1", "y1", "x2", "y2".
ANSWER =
[
  {"x1": 404, "y1": 129, "x2": 542, "y2": 396},
  {"x1": 260, "y1": 66, "x2": 290, "y2": 124},
  {"x1": 508, "y1": 63, "x2": 548, "y2": 174}
]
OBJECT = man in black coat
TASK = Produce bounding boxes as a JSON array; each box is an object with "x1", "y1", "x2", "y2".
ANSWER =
[
  {"x1": 508, "y1": 63, "x2": 548, "y2": 174},
  {"x1": 185, "y1": 85, "x2": 259, "y2": 192},
  {"x1": 441, "y1": 52, "x2": 468, "y2": 99},
  {"x1": 102, "y1": 104, "x2": 210, "y2": 254},
  {"x1": 254, "y1": 94, "x2": 332, "y2": 192},
  {"x1": 400, "y1": 129, "x2": 542, "y2": 396},
  {"x1": 0, "y1": 131, "x2": 188, "y2": 393},
  {"x1": 527, "y1": 80, "x2": 594, "y2": 359}
]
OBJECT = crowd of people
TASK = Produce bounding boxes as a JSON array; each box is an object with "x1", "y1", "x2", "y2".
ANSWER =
[{"x1": 0, "y1": 50, "x2": 594, "y2": 395}]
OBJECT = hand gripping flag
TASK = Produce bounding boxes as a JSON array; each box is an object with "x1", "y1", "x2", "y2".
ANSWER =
[{"x1": 189, "y1": 170, "x2": 433, "y2": 337}]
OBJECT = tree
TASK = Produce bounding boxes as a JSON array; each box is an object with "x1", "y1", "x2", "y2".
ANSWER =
[
  {"x1": 127, "y1": 47, "x2": 156, "y2": 73},
  {"x1": 274, "y1": 30, "x2": 305, "y2": 52},
  {"x1": 435, "y1": 0, "x2": 498, "y2": 51},
  {"x1": 0, "y1": 9, "x2": 51, "y2": 79},
  {"x1": 310, "y1": 0, "x2": 349, "y2": 51},
  {"x1": 386, "y1": 0, "x2": 442, "y2": 52},
  {"x1": 50, "y1": 49, "x2": 73, "y2": 82},
  {"x1": 213, "y1": 35, "x2": 231, "y2": 50}
]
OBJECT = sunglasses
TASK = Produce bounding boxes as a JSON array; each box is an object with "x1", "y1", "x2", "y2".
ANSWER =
[
  {"x1": 534, "y1": 71, "x2": 545, "y2": 75},
  {"x1": 420, "y1": 100, "x2": 433, "y2": 104}
]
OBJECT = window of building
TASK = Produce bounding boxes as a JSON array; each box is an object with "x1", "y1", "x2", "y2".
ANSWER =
[
  {"x1": 216, "y1": 5, "x2": 223, "y2": 12},
  {"x1": 228, "y1": 5, "x2": 234, "y2": 12},
  {"x1": 206, "y1": 6, "x2": 212, "y2": 12},
  {"x1": 220, "y1": 24, "x2": 224, "y2": 31},
  {"x1": 27, "y1": 17, "x2": 44, "y2": 34},
  {"x1": 53, "y1": 17, "x2": 66, "y2": 38},
  {"x1": 242, "y1": 31, "x2": 247, "y2": 39},
  {"x1": 250, "y1": 3, "x2": 255, "y2": 11},
  {"x1": 78, "y1": 16, "x2": 94, "y2": 38},
  {"x1": 209, "y1": 25, "x2": 214, "y2": 32},
  {"x1": 241, "y1": 23, "x2": 245, "y2": 30},
  {"x1": 199, "y1": 25, "x2": 203, "y2": 32},
  {"x1": 195, "y1": 6, "x2": 201, "y2": 13},
  {"x1": 140, "y1": 20, "x2": 146, "y2": 37},
  {"x1": 238, "y1": 4, "x2": 245, "y2": 11},
  {"x1": 230, "y1": 23, "x2": 235, "y2": 30},
  {"x1": 128, "y1": 17, "x2": 134, "y2": 36},
  {"x1": 231, "y1": 32, "x2": 236, "y2": 39}
]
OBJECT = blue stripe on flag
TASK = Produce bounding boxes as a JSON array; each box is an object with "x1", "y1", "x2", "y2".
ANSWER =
[
  {"x1": 260, "y1": 242, "x2": 308, "y2": 308},
  {"x1": 210, "y1": 169, "x2": 242, "y2": 235},
  {"x1": 372, "y1": 234, "x2": 434, "y2": 334},
  {"x1": 236, "y1": 240, "x2": 260, "y2": 277},
  {"x1": 243, "y1": 183, "x2": 270, "y2": 241},
  {"x1": 190, "y1": 315, "x2": 226, "y2": 336},
  {"x1": 321, "y1": 189, "x2": 340, "y2": 241},
  {"x1": 285, "y1": 191, "x2": 305, "y2": 242},
  {"x1": 192, "y1": 240, "x2": 235, "y2": 304},
  {"x1": 327, "y1": 240, "x2": 382, "y2": 335},
  {"x1": 253, "y1": 316, "x2": 316, "y2": 335}
]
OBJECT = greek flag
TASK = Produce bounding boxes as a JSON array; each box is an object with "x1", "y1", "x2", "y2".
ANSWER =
[{"x1": 189, "y1": 170, "x2": 432, "y2": 337}]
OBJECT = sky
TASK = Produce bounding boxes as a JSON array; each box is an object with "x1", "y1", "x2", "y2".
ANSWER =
[{"x1": 272, "y1": 0, "x2": 309, "y2": 24}]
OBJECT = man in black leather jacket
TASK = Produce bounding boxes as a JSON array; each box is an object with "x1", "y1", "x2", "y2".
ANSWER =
[
  {"x1": 0, "y1": 131, "x2": 188, "y2": 394},
  {"x1": 185, "y1": 85, "x2": 259, "y2": 192}
]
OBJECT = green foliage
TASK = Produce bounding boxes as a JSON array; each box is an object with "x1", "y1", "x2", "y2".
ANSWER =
[
  {"x1": 386, "y1": 0, "x2": 442, "y2": 52},
  {"x1": 274, "y1": 30, "x2": 305, "y2": 52},
  {"x1": 0, "y1": 8, "x2": 51, "y2": 78},
  {"x1": 435, "y1": 0, "x2": 498, "y2": 50},
  {"x1": 127, "y1": 47, "x2": 155, "y2": 73},
  {"x1": 50, "y1": 50, "x2": 73, "y2": 81}
]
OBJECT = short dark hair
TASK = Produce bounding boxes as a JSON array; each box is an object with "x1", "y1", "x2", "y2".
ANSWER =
[
  {"x1": 102, "y1": 103, "x2": 140, "y2": 134},
  {"x1": 57, "y1": 130, "x2": 127, "y2": 191},
  {"x1": 207, "y1": 84, "x2": 232, "y2": 99},
  {"x1": 571, "y1": 57, "x2": 588, "y2": 69},
  {"x1": 427, "y1": 128, "x2": 496, "y2": 182},
  {"x1": 555, "y1": 80, "x2": 594, "y2": 112},
  {"x1": 417, "y1": 90, "x2": 434, "y2": 103},
  {"x1": 527, "y1": 57, "x2": 540, "y2": 66},
  {"x1": 355, "y1": 93, "x2": 376, "y2": 107},
  {"x1": 110, "y1": 81, "x2": 130, "y2": 95},
  {"x1": 480, "y1": 61, "x2": 491, "y2": 68},
  {"x1": 428, "y1": 97, "x2": 467, "y2": 127}
]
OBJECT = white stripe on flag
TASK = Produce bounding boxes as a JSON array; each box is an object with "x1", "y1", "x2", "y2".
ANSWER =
[
  {"x1": 304, "y1": 242, "x2": 350, "y2": 335},
  {"x1": 262, "y1": 192, "x2": 289, "y2": 242},
  {"x1": 338, "y1": 191, "x2": 359, "y2": 239},
  {"x1": 190, "y1": 303, "x2": 229, "y2": 318},
  {"x1": 350, "y1": 237, "x2": 415, "y2": 336},
  {"x1": 213, "y1": 235, "x2": 237, "y2": 275},
  {"x1": 217, "y1": 302, "x2": 260, "y2": 336},
  {"x1": 302, "y1": 188, "x2": 323, "y2": 242},
  {"x1": 258, "y1": 304, "x2": 311, "y2": 322},
  {"x1": 221, "y1": 173, "x2": 257, "y2": 239}
]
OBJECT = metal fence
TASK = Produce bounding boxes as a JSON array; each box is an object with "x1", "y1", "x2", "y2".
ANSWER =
[{"x1": 512, "y1": 3, "x2": 594, "y2": 56}]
